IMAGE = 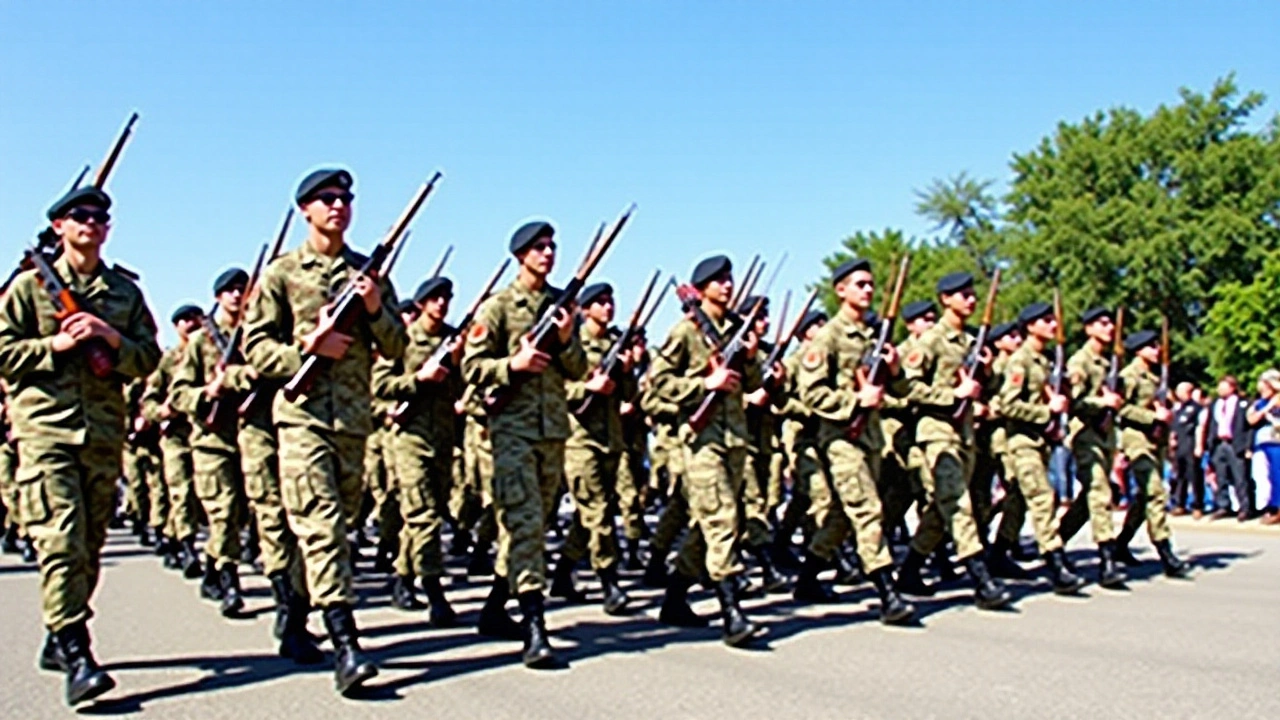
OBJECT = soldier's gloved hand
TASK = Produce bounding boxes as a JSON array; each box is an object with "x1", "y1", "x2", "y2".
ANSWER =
[
  {"x1": 353, "y1": 273, "x2": 382, "y2": 315},
  {"x1": 704, "y1": 358, "x2": 741, "y2": 393},
  {"x1": 511, "y1": 335, "x2": 551, "y2": 373},
  {"x1": 856, "y1": 382, "x2": 885, "y2": 408},
  {"x1": 417, "y1": 356, "x2": 449, "y2": 383},
  {"x1": 584, "y1": 369, "x2": 616, "y2": 395},
  {"x1": 554, "y1": 306, "x2": 575, "y2": 345},
  {"x1": 303, "y1": 305, "x2": 354, "y2": 359}
]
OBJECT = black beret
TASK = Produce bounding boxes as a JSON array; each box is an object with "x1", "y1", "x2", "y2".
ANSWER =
[
  {"x1": 832, "y1": 258, "x2": 871, "y2": 284},
  {"x1": 510, "y1": 221, "x2": 555, "y2": 255},
  {"x1": 47, "y1": 186, "x2": 111, "y2": 221},
  {"x1": 990, "y1": 321, "x2": 1020, "y2": 341},
  {"x1": 295, "y1": 168, "x2": 353, "y2": 205},
  {"x1": 580, "y1": 282, "x2": 613, "y2": 307},
  {"x1": 691, "y1": 255, "x2": 732, "y2": 288},
  {"x1": 902, "y1": 299, "x2": 936, "y2": 322},
  {"x1": 1017, "y1": 301, "x2": 1053, "y2": 327},
  {"x1": 212, "y1": 268, "x2": 249, "y2": 295},
  {"x1": 413, "y1": 277, "x2": 453, "y2": 305},
  {"x1": 936, "y1": 271, "x2": 974, "y2": 295},
  {"x1": 395, "y1": 299, "x2": 419, "y2": 316},
  {"x1": 170, "y1": 304, "x2": 203, "y2": 324},
  {"x1": 736, "y1": 294, "x2": 768, "y2": 315},
  {"x1": 797, "y1": 310, "x2": 827, "y2": 334},
  {"x1": 1124, "y1": 330, "x2": 1158, "y2": 353},
  {"x1": 1081, "y1": 306, "x2": 1113, "y2": 325}
]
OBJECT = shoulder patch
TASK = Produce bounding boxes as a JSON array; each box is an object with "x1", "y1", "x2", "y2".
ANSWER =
[
  {"x1": 905, "y1": 349, "x2": 924, "y2": 369},
  {"x1": 468, "y1": 323, "x2": 488, "y2": 343},
  {"x1": 1009, "y1": 370, "x2": 1024, "y2": 386},
  {"x1": 802, "y1": 349, "x2": 823, "y2": 370}
]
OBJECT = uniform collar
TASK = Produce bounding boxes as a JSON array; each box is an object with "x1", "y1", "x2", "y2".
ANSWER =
[
  {"x1": 54, "y1": 252, "x2": 109, "y2": 295},
  {"x1": 834, "y1": 306, "x2": 869, "y2": 336}
]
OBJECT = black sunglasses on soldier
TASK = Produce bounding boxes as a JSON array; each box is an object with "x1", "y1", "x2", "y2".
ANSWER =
[
  {"x1": 65, "y1": 207, "x2": 111, "y2": 224},
  {"x1": 313, "y1": 191, "x2": 354, "y2": 206}
]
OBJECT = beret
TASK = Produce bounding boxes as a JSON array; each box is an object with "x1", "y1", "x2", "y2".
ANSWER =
[
  {"x1": 212, "y1": 268, "x2": 249, "y2": 295},
  {"x1": 413, "y1": 277, "x2": 453, "y2": 305},
  {"x1": 395, "y1": 299, "x2": 419, "y2": 315},
  {"x1": 832, "y1": 258, "x2": 871, "y2": 284},
  {"x1": 580, "y1": 282, "x2": 614, "y2": 307},
  {"x1": 1017, "y1": 301, "x2": 1053, "y2": 327},
  {"x1": 736, "y1": 294, "x2": 768, "y2": 315},
  {"x1": 797, "y1": 310, "x2": 827, "y2": 334},
  {"x1": 990, "y1": 321, "x2": 1020, "y2": 341},
  {"x1": 1081, "y1": 306, "x2": 1113, "y2": 325},
  {"x1": 901, "y1": 299, "x2": 936, "y2": 322},
  {"x1": 295, "y1": 168, "x2": 353, "y2": 205},
  {"x1": 1124, "y1": 330, "x2": 1158, "y2": 353},
  {"x1": 936, "y1": 271, "x2": 974, "y2": 295},
  {"x1": 691, "y1": 255, "x2": 732, "y2": 288},
  {"x1": 510, "y1": 221, "x2": 555, "y2": 255},
  {"x1": 170, "y1": 304, "x2": 203, "y2": 324},
  {"x1": 47, "y1": 187, "x2": 111, "y2": 221}
]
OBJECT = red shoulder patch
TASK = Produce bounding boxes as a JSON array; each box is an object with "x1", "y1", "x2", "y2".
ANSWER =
[
  {"x1": 468, "y1": 324, "x2": 488, "y2": 342},
  {"x1": 905, "y1": 350, "x2": 924, "y2": 367},
  {"x1": 802, "y1": 349, "x2": 823, "y2": 370},
  {"x1": 1010, "y1": 371, "x2": 1024, "y2": 386}
]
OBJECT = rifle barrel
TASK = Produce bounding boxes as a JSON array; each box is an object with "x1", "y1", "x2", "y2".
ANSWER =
[{"x1": 93, "y1": 112, "x2": 139, "y2": 188}]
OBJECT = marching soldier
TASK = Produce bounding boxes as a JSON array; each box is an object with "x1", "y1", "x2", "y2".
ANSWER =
[
  {"x1": 243, "y1": 168, "x2": 406, "y2": 695},
  {"x1": 985, "y1": 321, "x2": 1032, "y2": 578},
  {"x1": 0, "y1": 185, "x2": 161, "y2": 705},
  {"x1": 877, "y1": 299, "x2": 935, "y2": 542},
  {"x1": 772, "y1": 310, "x2": 826, "y2": 573},
  {"x1": 638, "y1": 366, "x2": 690, "y2": 588},
  {"x1": 123, "y1": 378, "x2": 166, "y2": 550}
]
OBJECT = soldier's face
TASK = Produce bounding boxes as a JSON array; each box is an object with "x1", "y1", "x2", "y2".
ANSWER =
[
  {"x1": 995, "y1": 333, "x2": 1022, "y2": 353},
  {"x1": 754, "y1": 314, "x2": 769, "y2": 336},
  {"x1": 1029, "y1": 316, "x2": 1057, "y2": 341},
  {"x1": 587, "y1": 297, "x2": 614, "y2": 324},
  {"x1": 1138, "y1": 345, "x2": 1160, "y2": 364},
  {"x1": 218, "y1": 286, "x2": 244, "y2": 316},
  {"x1": 1085, "y1": 317, "x2": 1114, "y2": 344},
  {"x1": 423, "y1": 294, "x2": 450, "y2": 322},
  {"x1": 908, "y1": 314, "x2": 936, "y2": 337},
  {"x1": 302, "y1": 189, "x2": 352, "y2": 234},
  {"x1": 837, "y1": 271, "x2": 875, "y2": 311},
  {"x1": 54, "y1": 204, "x2": 111, "y2": 250},
  {"x1": 520, "y1": 237, "x2": 556, "y2": 277},
  {"x1": 802, "y1": 321, "x2": 825, "y2": 341},
  {"x1": 942, "y1": 287, "x2": 976, "y2": 317},
  {"x1": 702, "y1": 274, "x2": 733, "y2": 304}
]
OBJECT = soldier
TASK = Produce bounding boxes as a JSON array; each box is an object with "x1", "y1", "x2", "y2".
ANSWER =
[
  {"x1": 123, "y1": 377, "x2": 166, "y2": 551},
  {"x1": 374, "y1": 275, "x2": 463, "y2": 627},
  {"x1": 143, "y1": 304, "x2": 204, "y2": 579},
  {"x1": 363, "y1": 375, "x2": 401, "y2": 574},
  {"x1": 461, "y1": 220, "x2": 586, "y2": 668},
  {"x1": 458, "y1": 387, "x2": 499, "y2": 578},
  {"x1": 994, "y1": 303, "x2": 1085, "y2": 593},
  {"x1": 649, "y1": 255, "x2": 763, "y2": 647},
  {"x1": 555, "y1": 282, "x2": 632, "y2": 614},
  {"x1": 1115, "y1": 331, "x2": 1190, "y2": 578},
  {"x1": 638, "y1": 366, "x2": 690, "y2": 588},
  {"x1": 984, "y1": 321, "x2": 1033, "y2": 578},
  {"x1": 792, "y1": 259, "x2": 914, "y2": 623},
  {"x1": 243, "y1": 168, "x2": 405, "y2": 695},
  {"x1": 0, "y1": 186, "x2": 162, "y2": 705},
  {"x1": 1, "y1": 380, "x2": 37, "y2": 562},
  {"x1": 771, "y1": 310, "x2": 827, "y2": 571},
  {"x1": 1057, "y1": 307, "x2": 1128, "y2": 589},
  {"x1": 896, "y1": 272, "x2": 1012, "y2": 610},
  {"x1": 877, "y1": 300, "x2": 935, "y2": 543},
  {"x1": 616, "y1": 335, "x2": 651, "y2": 571}
]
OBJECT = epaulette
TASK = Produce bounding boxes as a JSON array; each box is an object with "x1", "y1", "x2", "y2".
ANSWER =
[{"x1": 112, "y1": 263, "x2": 141, "y2": 281}]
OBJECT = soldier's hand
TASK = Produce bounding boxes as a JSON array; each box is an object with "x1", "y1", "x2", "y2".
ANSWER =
[
  {"x1": 133, "y1": 416, "x2": 149, "y2": 433},
  {"x1": 882, "y1": 343, "x2": 900, "y2": 374},
  {"x1": 620, "y1": 401, "x2": 635, "y2": 416},
  {"x1": 553, "y1": 306, "x2": 574, "y2": 345},
  {"x1": 1048, "y1": 391, "x2": 1068, "y2": 414},
  {"x1": 584, "y1": 369, "x2": 616, "y2": 395},
  {"x1": 416, "y1": 356, "x2": 449, "y2": 383},
  {"x1": 746, "y1": 387, "x2": 769, "y2": 407},
  {"x1": 454, "y1": 400, "x2": 466, "y2": 415},
  {"x1": 744, "y1": 330, "x2": 760, "y2": 359},
  {"x1": 856, "y1": 382, "x2": 885, "y2": 408},
  {"x1": 1155, "y1": 403, "x2": 1172, "y2": 423},
  {"x1": 159, "y1": 403, "x2": 174, "y2": 420},
  {"x1": 511, "y1": 335, "x2": 551, "y2": 373},
  {"x1": 51, "y1": 330, "x2": 77, "y2": 353},
  {"x1": 955, "y1": 370, "x2": 982, "y2": 399},
  {"x1": 973, "y1": 402, "x2": 989, "y2": 419},
  {"x1": 704, "y1": 359, "x2": 741, "y2": 393},
  {"x1": 303, "y1": 305, "x2": 355, "y2": 360},
  {"x1": 769, "y1": 361, "x2": 786, "y2": 383},
  {"x1": 353, "y1": 273, "x2": 382, "y2": 315},
  {"x1": 204, "y1": 366, "x2": 226, "y2": 399},
  {"x1": 1100, "y1": 386, "x2": 1123, "y2": 409},
  {"x1": 63, "y1": 312, "x2": 122, "y2": 349}
]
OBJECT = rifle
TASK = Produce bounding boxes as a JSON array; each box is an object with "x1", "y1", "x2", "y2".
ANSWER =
[
  {"x1": 200, "y1": 242, "x2": 272, "y2": 431},
  {"x1": 93, "y1": 112, "x2": 139, "y2": 189},
  {"x1": 431, "y1": 245, "x2": 454, "y2": 279},
  {"x1": 1097, "y1": 306, "x2": 1126, "y2": 433},
  {"x1": 952, "y1": 268, "x2": 1001, "y2": 422},
  {"x1": 729, "y1": 255, "x2": 760, "y2": 309},
  {"x1": 24, "y1": 246, "x2": 115, "y2": 378},
  {"x1": 762, "y1": 287, "x2": 820, "y2": 395},
  {"x1": 234, "y1": 209, "x2": 295, "y2": 416},
  {"x1": 848, "y1": 254, "x2": 911, "y2": 440},
  {"x1": 1045, "y1": 289, "x2": 1069, "y2": 442},
  {"x1": 483, "y1": 204, "x2": 635, "y2": 415},
  {"x1": 282, "y1": 171, "x2": 443, "y2": 402},
  {"x1": 687, "y1": 296, "x2": 767, "y2": 433},
  {"x1": 390, "y1": 258, "x2": 511, "y2": 425},
  {"x1": 1153, "y1": 315, "x2": 1171, "y2": 442},
  {"x1": 572, "y1": 268, "x2": 662, "y2": 416}
]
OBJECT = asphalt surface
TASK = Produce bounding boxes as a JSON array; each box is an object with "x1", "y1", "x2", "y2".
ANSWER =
[{"x1": 2, "y1": 518, "x2": 1278, "y2": 719}]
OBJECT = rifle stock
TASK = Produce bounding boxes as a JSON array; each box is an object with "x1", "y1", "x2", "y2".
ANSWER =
[
  {"x1": 687, "y1": 296, "x2": 766, "y2": 433},
  {"x1": 1045, "y1": 289, "x2": 1069, "y2": 442},
  {"x1": 848, "y1": 254, "x2": 911, "y2": 440}
]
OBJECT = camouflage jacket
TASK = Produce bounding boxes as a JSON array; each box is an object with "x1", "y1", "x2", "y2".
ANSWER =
[
  {"x1": 142, "y1": 344, "x2": 192, "y2": 438},
  {"x1": 566, "y1": 323, "x2": 629, "y2": 453},
  {"x1": 903, "y1": 319, "x2": 976, "y2": 445},
  {"x1": 461, "y1": 277, "x2": 587, "y2": 442},
  {"x1": 1067, "y1": 343, "x2": 1116, "y2": 448},
  {"x1": 1118, "y1": 358, "x2": 1160, "y2": 459},
  {"x1": 171, "y1": 310, "x2": 257, "y2": 451},
  {"x1": 243, "y1": 240, "x2": 406, "y2": 437},
  {"x1": 372, "y1": 319, "x2": 462, "y2": 443},
  {"x1": 0, "y1": 255, "x2": 161, "y2": 447},
  {"x1": 998, "y1": 342, "x2": 1052, "y2": 450}
]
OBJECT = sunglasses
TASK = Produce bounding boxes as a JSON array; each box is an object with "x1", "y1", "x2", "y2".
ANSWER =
[
  {"x1": 65, "y1": 207, "x2": 111, "y2": 224},
  {"x1": 312, "y1": 191, "x2": 354, "y2": 206},
  {"x1": 531, "y1": 239, "x2": 557, "y2": 252}
]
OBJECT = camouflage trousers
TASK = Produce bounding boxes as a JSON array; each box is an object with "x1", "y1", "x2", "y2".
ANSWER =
[
  {"x1": 392, "y1": 429, "x2": 452, "y2": 579},
  {"x1": 969, "y1": 445, "x2": 1001, "y2": 540},
  {"x1": 1059, "y1": 431, "x2": 1117, "y2": 545},
  {"x1": 1120, "y1": 453, "x2": 1171, "y2": 544},
  {"x1": 277, "y1": 425, "x2": 365, "y2": 608},
  {"x1": 161, "y1": 432, "x2": 198, "y2": 541},
  {"x1": 672, "y1": 439, "x2": 745, "y2": 583},
  {"x1": 615, "y1": 445, "x2": 646, "y2": 542},
  {"x1": 738, "y1": 447, "x2": 773, "y2": 548},
  {"x1": 1, "y1": 441, "x2": 21, "y2": 530},
  {"x1": 16, "y1": 440, "x2": 120, "y2": 631},
  {"x1": 239, "y1": 422, "x2": 302, "y2": 590},
  {"x1": 808, "y1": 437, "x2": 892, "y2": 573},
  {"x1": 909, "y1": 441, "x2": 984, "y2": 561},
  {"x1": 877, "y1": 447, "x2": 917, "y2": 539},
  {"x1": 455, "y1": 416, "x2": 497, "y2": 546},
  {"x1": 364, "y1": 426, "x2": 402, "y2": 545},
  {"x1": 563, "y1": 445, "x2": 620, "y2": 571},
  {"x1": 124, "y1": 442, "x2": 167, "y2": 530},
  {"x1": 1001, "y1": 444, "x2": 1064, "y2": 554},
  {"x1": 491, "y1": 432, "x2": 564, "y2": 595},
  {"x1": 192, "y1": 446, "x2": 246, "y2": 570},
  {"x1": 995, "y1": 450, "x2": 1022, "y2": 544}
]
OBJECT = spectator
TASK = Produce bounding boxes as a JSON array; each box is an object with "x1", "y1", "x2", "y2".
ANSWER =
[
  {"x1": 1205, "y1": 376, "x2": 1255, "y2": 521},
  {"x1": 1170, "y1": 381, "x2": 1206, "y2": 518},
  {"x1": 1247, "y1": 370, "x2": 1280, "y2": 524}
]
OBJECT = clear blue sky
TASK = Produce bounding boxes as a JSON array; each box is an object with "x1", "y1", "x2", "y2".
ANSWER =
[{"x1": 3, "y1": 2, "x2": 1277, "y2": 344}]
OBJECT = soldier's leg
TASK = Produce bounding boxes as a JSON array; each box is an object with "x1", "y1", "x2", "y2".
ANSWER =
[
  {"x1": 143, "y1": 447, "x2": 169, "y2": 536},
  {"x1": 739, "y1": 449, "x2": 772, "y2": 547},
  {"x1": 161, "y1": 436, "x2": 198, "y2": 547},
  {"x1": 239, "y1": 425, "x2": 301, "y2": 593},
  {"x1": 1060, "y1": 437, "x2": 1116, "y2": 544},
  {"x1": 1007, "y1": 447, "x2": 1063, "y2": 554},
  {"x1": 0, "y1": 441, "x2": 21, "y2": 551},
  {"x1": 378, "y1": 428, "x2": 403, "y2": 551},
  {"x1": 192, "y1": 448, "x2": 244, "y2": 572},
  {"x1": 489, "y1": 431, "x2": 550, "y2": 595},
  {"x1": 1125, "y1": 454, "x2": 1187, "y2": 576},
  {"x1": 615, "y1": 448, "x2": 645, "y2": 544},
  {"x1": 122, "y1": 447, "x2": 147, "y2": 530},
  {"x1": 876, "y1": 452, "x2": 914, "y2": 538},
  {"x1": 278, "y1": 427, "x2": 359, "y2": 609}
]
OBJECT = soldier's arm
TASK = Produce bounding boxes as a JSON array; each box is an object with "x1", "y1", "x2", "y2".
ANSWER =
[
  {"x1": 371, "y1": 355, "x2": 415, "y2": 401},
  {"x1": 797, "y1": 341, "x2": 856, "y2": 422},
  {"x1": 0, "y1": 275, "x2": 58, "y2": 381},
  {"x1": 1068, "y1": 354, "x2": 1109, "y2": 419},
  {"x1": 649, "y1": 325, "x2": 704, "y2": 411},
  {"x1": 461, "y1": 298, "x2": 510, "y2": 389},
  {"x1": 904, "y1": 336, "x2": 955, "y2": 407},
  {"x1": 772, "y1": 354, "x2": 807, "y2": 415},
  {"x1": 112, "y1": 287, "x2": 162, "y2": 379},
  {"x1": 168, "y1": 336, "x2": 208, "y2": 418},
  {"x1": 243, "y1": 267, "x2": 303, "y2": 379},
  {"x1": 368, "y1": 277, "x2": 407, "y2": 361},
  {"x1": 1117, "y1": 371, "x2": 1156, "y2": 424},
  {"x1": 139, "y1": 360, "x2": 168, "y2": 423},
  {"x1": 998, "y1": 357, "x2": 1050, "y2": 424},
  {"x1": 554, "y1": 323, "x2": 588, "y2": 381}
]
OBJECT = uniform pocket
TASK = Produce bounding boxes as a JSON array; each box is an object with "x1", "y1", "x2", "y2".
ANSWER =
[
  {"x1": 492, "y1": 466, "x2": 529, "y2": 509},
  {"x1": 15, "y1": 464, "x2": 50, "y2": 526}
]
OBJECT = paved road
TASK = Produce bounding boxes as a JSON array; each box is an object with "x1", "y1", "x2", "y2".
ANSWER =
[{"x1": 2, "y1": 521, "x2": 1278, "y2": 719}]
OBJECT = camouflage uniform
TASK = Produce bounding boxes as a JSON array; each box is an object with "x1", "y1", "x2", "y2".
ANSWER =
[
  {"x1": 1058, "y1": 344, "x2": 1118, "y2": 544},
  {"x1": 617, "y1": 397, "x2": 649, "y2": 546},
  {"x1": 877, "y1": 334, "x2": 921, "y2": 537},
  {"x1": 143, "y1": 346, "x2": 198, "y2": 543},
  {"x1": 243, "y1": 241, "x2": 405, "y2": 608},
  {"x1": 742, "y1": 370, "x2": 776, "y2": 548},
  {"x1": 0, "y1": 255, "x2": 161, "y2": 631},
  {"x1": 123, "y1": 378, "x2": 166, "y2": 532},
  {"x1": 988, "y1": 352, "x2": 1023, "y2": 546},
  {"x1": 459, "y1": 398, "x2": 499, "y2": 554},
  {"x1": 0, "y1": 383, "x2": 21, "y2": 539},
  {"x1": 640, "y1": 388, "x2": 689, "y2": 565},
  {"x1": 461, "y1": 278, "x2": 586, "y2": 594},
  {"x1": 1117, "y1": 359, "x2": 1171, "y2": 544},
  {"x1": 995, "y1": 343, "x2": 1065, "y2": 553},
  {"x1": 774, "y1": 348, "x2": 826, "y2": 544},
  {"x1": 239, "y1": 387, "x2": 301, "y2": 589}
]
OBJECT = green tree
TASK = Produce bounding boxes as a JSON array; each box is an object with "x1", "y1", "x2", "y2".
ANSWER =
[{"x1": 1203, "y1": 249, "x2": 1280, "y2": 388}]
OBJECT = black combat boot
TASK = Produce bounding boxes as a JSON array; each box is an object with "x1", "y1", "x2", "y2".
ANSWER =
[
  {"x1": 517, "y1": 591, "x2": 557, "y2": 669},
  {"x1": 658, "y1": 572, "x2": 708, "y2": 627},
  {"x1": 219, "y1": 564, "x2": 246, "y2": 617},
  {"x1": 769, "y1": 531, "x2": 802, "y2": 572},
  {"x1": 1096, "y1": 541, "x2": 1128, "y2": 589},
  {"x1": 179, "y1": 535, "x2": 202, "y2": 579},
  {"x1": 1044, "y1": 549, "x2": 1086, "y2": 595},
  {"x1": 748, "y1": 544, "x2": 792, "y2": 594},
  {"x1": 372, "y1": 537, "x2": 396, "y2": 575},
  {"x1": 0, "y1": 522, "x2": 18, "y2": 553},
  {"x1": 1154, "y1": 539, "x2": 1191, "y2": 578},
  {"x1": 895, "y1": 548, "x2": 935, "y2": 597},
  {"x1": 268, "y1": 572, "x2": 291, "y2": 640},
  {"x1": 56, "y1": 622, "x2": 115, "y2": 706},
  {"x1": 793, "y1": 551, "x2": 838, "y2": 604},
  {"x1": 1112, "y1": 524, "x2": 1141, "y2": 566},
  {"x1": 275, "y1": 579, "x2": 322, "y2": 665},
  {"x1": 477, "y1": 575, "x2": 523, "y2": 640},
  {"x1": 642, "y1": 547, "x2": 670, "y2": 588},
  {"x1": 833, "y1": 547, "x2": 866, "y2": 586},
  {"x1": 598, "y1": 565, "x2": 630, "y2": 616},
  {"x1": 134, "y1": 518, "x2": 153, "y2": 547},
  {"x1": 932, "y1": 543, "x2": 959, "y2": 583},
  {"x1": 871, "y1": 568, "x2": 916, "y2": 625},
  {"x1": 987, "y1": 537, "x2": 1031, "y2": 580},
  {"x1": 38, "y1": 631, "x2": 66, "y2": 672},
  {"x1": 200, "y1": 558, "x2": 224, "y2": 601},
  {"x1": 549, "y1": 555, "x2": 586, "y2": 603},
  {"x1": 240, "y1": 525, "x2": 260, "y2": 566},
  {"x1": 151, "y1": 529, "x2": 168, "y2": 556},
  {"x1": 714, "y1": 578, "x2": 761, "y2": 647},
  {"x1": 965, "y1": 556, "x2": 1013, "y2": 610},
  {"x1": 390, "y1": 575, "x2": 425, "y2": 611},
  {"x1": 622, "y1": 538, "x2": 644, "y2": 572},
  {"x1": 467, "y1": 541, "x2": 494, "y2": 578},
  {"x1": 421, "y1": 575, "x2": 458, "y2": 628},
  {"x1": 322, "y1": 605, "x2": 378, "y2": 696},
  {"x1": 19, "y1": 535, "x2": 37, "y2": 563},
  {"x1": 448, "y1": 529, "x2": 471, "y2": 559}
]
